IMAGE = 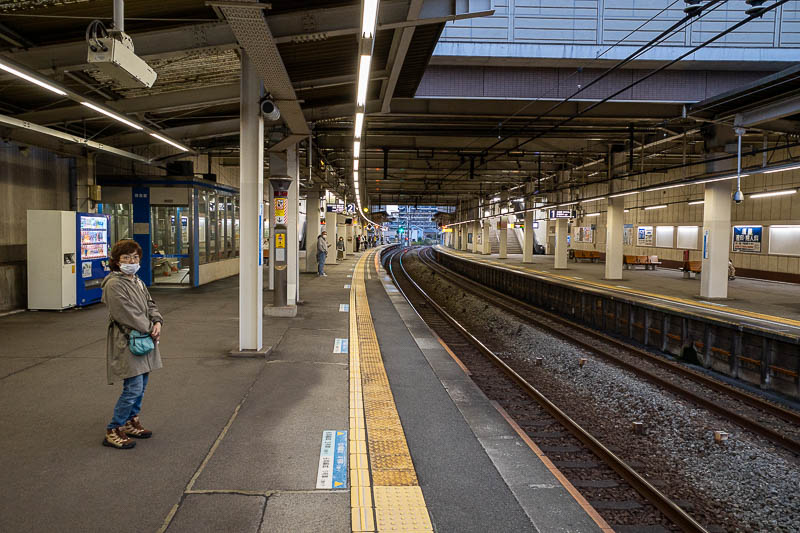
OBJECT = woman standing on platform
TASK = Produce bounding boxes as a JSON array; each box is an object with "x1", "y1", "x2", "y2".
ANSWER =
[{"x1": 101, "y1": 239, "x2": 163, "y2": 449}]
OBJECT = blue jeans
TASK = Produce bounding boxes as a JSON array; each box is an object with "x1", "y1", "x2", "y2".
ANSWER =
[
  {"x1": 107, "y1": 373, "x2": 149, "y2": 429},
  {"x1": 317, "y1": 251, "x2": 327, "y2": 275}
]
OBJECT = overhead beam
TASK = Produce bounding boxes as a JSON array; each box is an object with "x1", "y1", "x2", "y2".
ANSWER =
[
  {"x1": 220, "y1": 1, "x2": 309, "y2": 135},
  {"x1": 98, "y1": 118, "x2": 239, "y2": 147},
  {"x1": 1, "y1": 22, "x2": 236, "y2": 74},
  {"x1": 15, "y1": 83, "x2": 240, "y2": 125},
  {"x1": 735, "y1": 94, "x2": 800, "y2": 127}
]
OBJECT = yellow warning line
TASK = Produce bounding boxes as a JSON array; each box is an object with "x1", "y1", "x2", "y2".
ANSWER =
[
  {"x1": 349, "y1": 250, "x2": 432, "y2": 532},
  {"x1": 443, "y1": 248, "x2": 800, "y2": 330}
]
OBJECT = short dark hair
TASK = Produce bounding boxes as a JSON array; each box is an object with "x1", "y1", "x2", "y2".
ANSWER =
[{"x1": 109, "y1": 239, "x2": 143, "y2": 272}]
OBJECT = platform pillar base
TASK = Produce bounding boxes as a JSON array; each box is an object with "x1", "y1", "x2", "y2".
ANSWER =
[
  {"x1": 228, "y1": 346, "x2": 273, "y2": 358},
  {"x1": 264, "y1": 304, "x2": 298, "y2": 317}
]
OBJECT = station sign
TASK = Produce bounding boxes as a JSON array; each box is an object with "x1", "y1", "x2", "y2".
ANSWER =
[
  {"x1": 732, "y1": 225, "x2": 762, "y2": 253},
  {"x1": 548, "y1": 209, "x2": 575, "y2": 219}
]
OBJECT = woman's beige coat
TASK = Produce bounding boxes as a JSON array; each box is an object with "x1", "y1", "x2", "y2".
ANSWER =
[{"x1": 101, "y1": 272, "x2": 163, "y2": 384}]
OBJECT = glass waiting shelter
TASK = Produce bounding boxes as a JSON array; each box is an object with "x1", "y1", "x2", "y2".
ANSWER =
[{"x1": 97, "y1": 176, "x2": 240, "y2": 287}]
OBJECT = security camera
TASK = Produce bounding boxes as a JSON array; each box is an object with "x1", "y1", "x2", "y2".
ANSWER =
[
  {"x1": 260, "y1": 98, "x2": 280, "y2": 121},
  {"x1": 733, "y1": 189, "x2": 744, "y2": 204}
]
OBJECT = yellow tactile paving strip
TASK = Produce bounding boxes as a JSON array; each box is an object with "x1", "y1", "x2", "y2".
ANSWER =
[
  {"x1": 443, "y1": 248, "x2": 800, "y2": 331},
  {"x1": 349, "y1": 251, "x2": 432, "y2": 533}
]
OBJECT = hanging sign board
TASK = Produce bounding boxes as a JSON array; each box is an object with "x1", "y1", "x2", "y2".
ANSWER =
[
  {"x1": 732, "y1": 225, "x2": 762, "y2": 253},
  {"x1": 548, "y1": 209, "x2": 574, "y2": 219}
]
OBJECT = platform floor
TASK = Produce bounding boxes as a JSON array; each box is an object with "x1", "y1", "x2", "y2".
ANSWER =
[
  {"x1": 0, "y1": 248, "x2": 604, "y2": 533},
  {"x1": 438, "y1": 246, "x2": 800, "y2": 338}
]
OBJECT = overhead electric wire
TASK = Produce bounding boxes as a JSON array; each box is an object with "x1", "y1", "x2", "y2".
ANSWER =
[
  {"x1": 441, "y1": 0, "x2": 728, "y2": 182},
  {"x1": 493, "y1": 0, "x2": 793, "y2": 176},
  {"x1": 453, "y1": 0, "x2": 789, "y2": 189}
]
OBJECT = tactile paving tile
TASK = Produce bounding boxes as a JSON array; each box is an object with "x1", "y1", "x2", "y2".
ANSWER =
[
  {"x1": 372, "y1": 486, "x2": 426, "y2": 509},
  {"x1": 368, "y1": 453, "x2": 415, "y2": 470},
  {"x1": 375, "y1": 507, "x2": 432, "y2": 531},
  {"x1": 371, "y1": 469, "x2": 419, "y2": 486},
  {"x1": 351, "y1": 506, "x2": 375, "y2": 532}
]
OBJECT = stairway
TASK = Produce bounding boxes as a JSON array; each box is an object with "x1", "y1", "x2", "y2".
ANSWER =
[{"x1": 489, "y1": 226, "x2": 523, "y2": 254}]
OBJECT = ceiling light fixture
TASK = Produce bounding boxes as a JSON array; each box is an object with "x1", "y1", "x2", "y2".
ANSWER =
[
  {"x1": 608, "y1": 191, "x2": 639, "y2": 198},
  {"x1": 81, "y1": 102, "x2": 143, "y2": 131},
  {"x1": 356, "y1": 55, "x2": 371, "y2": 107},
  {"x1": 688, "y1": 200, "x2": 704, "y2": 205},
  {"x1": 764, "y1": 164, "x2": 800, "y2": 174},
  {"x1": 644, "y1": 204, "x2": 667, "y2": 210},
  {"x1": 353, "y1": 159, "x2": 359, "y2": 171},
  {"x1": 581, "y1": 197, "x2": 605, "y2": 203},
  {"x1": 0, "y1": 61, "x2": 67, "y2": 96},
  {"x1": 362, "y1": 0, "x2": 379, "y2": 38},
  {"x1": 149, "y1": 133, "x2": 189, "y2": 152},
  {"x1": 586, "y1": 212, "x2": 601, "y2": 217},
  {"x1": 354, "y1": 140, "x2": 361, "y2": 155},
  {"x1": 749, "y1": 189, "x2": 797, "y2": 199},
  {"x1": 354, "y1": 112, "x2": 364, "y2": 138}
]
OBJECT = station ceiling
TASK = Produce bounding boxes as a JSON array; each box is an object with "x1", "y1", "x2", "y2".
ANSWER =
[{"x1": 1, "y1": 0, "x2": 799, "y2": 207}]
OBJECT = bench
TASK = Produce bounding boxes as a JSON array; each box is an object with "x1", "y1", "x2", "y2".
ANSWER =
[
  {"x1": 682, "y1": 260, "x2": 702, "y2": 279},
  {"x1": 570, "y1": 249, "x2": 603, "y2": 263},
  {"x1": 623, "y1": 255, "x2": 662, "y2": 270}
]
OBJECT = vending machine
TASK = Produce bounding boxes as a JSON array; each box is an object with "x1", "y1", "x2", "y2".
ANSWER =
[
  {"x1": 76, "y1": 213, "x2": 110, "y2": 306},
  {"x1": 27, "y1": 210, "x2": 110, "y2": 310}
]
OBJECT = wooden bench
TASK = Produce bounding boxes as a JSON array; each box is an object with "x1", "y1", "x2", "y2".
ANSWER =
[
  {"x1": 623, "y1": 255, "x2": 662, "y2": 270},
  {"x1": 682, "y1": 260, "x2": 702, "y2": 279},
  {"x1": 571, "y1": 249, "x2": 602, "y2": 263}
]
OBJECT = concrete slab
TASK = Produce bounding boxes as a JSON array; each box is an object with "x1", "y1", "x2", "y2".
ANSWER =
[
  {"x1": 167, "y1": 493, "x2": 265, "y2": 533},
  {"x1": 192, "y1": 358, "x2": 347, "y2": 491},
  {"x1": 259, "y1": 492, "x2": 349, "y2": 533}
]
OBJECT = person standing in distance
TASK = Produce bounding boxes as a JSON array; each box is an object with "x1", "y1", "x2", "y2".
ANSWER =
[
  {"x1": 101, "y1": 239, "x2": 163, "y2": 449},
  {"x1": 337, "y1": 236, "x2": 345, "y2": 261},
  {"x1": 317, "y1": 230, "x2": 331, "y2": 276}
]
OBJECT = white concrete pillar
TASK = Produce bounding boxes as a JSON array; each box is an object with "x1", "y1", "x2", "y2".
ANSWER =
[
  {"x1": 237, "y1": 52, "x2": 264, "y2": 351},
  {"x1": 287, "y1": 145, "x2": 299, "y2": 305},
  {"x1": 554, "y1": 218, "x2": 568, "y2": 269},
  {"x1": 701, "y1": 180, "x2": 732, "y2": 299},
  {"x1": 499, "y1": 216, "x2": 508, "y2": 258},
  {"x1": 305, "y1": 189, "x2": 321, "y2": 273},
  {"x1": 346, "y1": 222, "x2": 354, "y2": 253},
  {"x1": 482, "y1": 220, "x2": 491, "y2": 254},
  {"x1": 267, "y1": 181, "x2": 274, "y2": 291},
  {"x1": 523, "y1": 211, "x2": 534, "y2": 263},
  {"x1": 325, "y1": 211, "x2": 338, "y2": 262},
  {"x1": 604, "y1": 196, "x2": 624, "y2": 280},
  {"x1": 471, "y1": 221, "x2": 479, "y2": 253}
]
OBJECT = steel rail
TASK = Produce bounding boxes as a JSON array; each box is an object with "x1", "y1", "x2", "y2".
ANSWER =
[
  {"x1": 385, "y1": 246, "x2": 708, "y2": 533},
  {"x1": 418, "y1": 247, "x2": 800, "y2": 455}
]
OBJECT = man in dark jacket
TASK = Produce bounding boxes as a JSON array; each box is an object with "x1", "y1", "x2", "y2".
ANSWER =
[{"x1": 317, "y1": 231, "x2": 330, "y2": 276}]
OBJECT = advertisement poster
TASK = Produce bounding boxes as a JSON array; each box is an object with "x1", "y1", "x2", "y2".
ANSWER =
[
  {"x1": 732, "y1": 225, "x2": 762, "y2": 253},
  {"x1": 637, "y1": 226, "x2": 654, "y2": 247},
  {"x1": 623, "y1": 224, "x2": 634, "y2": 246},
  {"x1": 574, "y1": 226, "x2": 594, "y2": 243}
]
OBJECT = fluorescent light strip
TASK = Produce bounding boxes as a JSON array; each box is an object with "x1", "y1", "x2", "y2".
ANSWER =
[
  {"x1": 353, "y1": 159, "x2": 359, "y2": 171},
  {"x1": 356, "y1": 55, "x2": 371, "y2": 107},
  {"x1": 585, "y1": 212, "x2": 601, "y2": 217},
  {"x1": 149, "y1": 133, "x2": 189, "y2": 152},
  {"x1": 581, "y1": 197, "x2": 605, "y2": 203},
  {"x1": 81, "y1": 102, "x2": 143, "y2": 131},
  {"x1": 646, "y1": 182, "x2": 689, "y2": 192},
  {"x1": 687, "y1": 200, "x2": 704, "y2": 205},
  {"x1": 354, "y1": 140, "x2": 361, "y2": 155},
  {"x1": 644, "y1": 204, "x2": 667, "y2": 210},
  {"x1": 695, "y1": 174, "x2": 745, "y2": 184},
  {"x1": 0, "y1": 62, "x2": 67, "y2": 96},
  {"x1": 749, "y1": 189, "x2": 797, "y2": 199},
  {"x1": 353, "y1": 170, "x2": 358, "y2": 182},
  {"x1": 354, "y1": 112, "x2": 364, "y2": 139},
  {"x1": 608, "y1": 191, "x2": 639, "y2": 198},
  {"x1": 559, "y1": 201, "x2": 578, "y2": 207},
  {"x1": 362, "y1": 0, "x2": 378, "y2": 38},
  {"x1": 764, "y1": 164, "x2": 800, "y2": 174}
]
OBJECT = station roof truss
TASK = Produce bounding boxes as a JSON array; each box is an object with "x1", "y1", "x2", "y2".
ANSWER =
[{"x1": 0, "y1": 0, "x2": 798, "y2": 207}]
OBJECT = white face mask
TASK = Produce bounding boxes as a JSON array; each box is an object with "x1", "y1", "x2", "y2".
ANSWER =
[{"x1": 120, "y1": 263, "x2": 140, "y2": 276}]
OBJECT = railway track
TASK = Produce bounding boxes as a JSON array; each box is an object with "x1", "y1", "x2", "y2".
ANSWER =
[
  {"x1": 415, "y1": 246, "x2": 800, "y2": 456},
  {"x1": 382, "y1": 246, "x2": 709, "y2": 532}
]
